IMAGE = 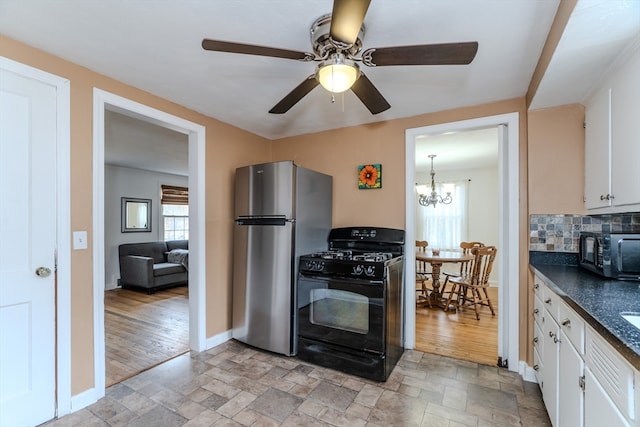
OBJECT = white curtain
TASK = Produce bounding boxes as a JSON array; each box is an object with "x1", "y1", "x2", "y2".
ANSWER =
[{"x1": 415, "y1": 180, "x2": 469, "y2": 251}]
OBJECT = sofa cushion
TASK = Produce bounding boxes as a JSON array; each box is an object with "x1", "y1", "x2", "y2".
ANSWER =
[
  {"x1": 166, "y1": 240, "x2": 189, "y2": 251},
  {"x1": 119, "y1": 241, "x2": 168, "y2": 264},
  {"x1": 153, "y1": 262, "x2": 186, "y2": 276}
]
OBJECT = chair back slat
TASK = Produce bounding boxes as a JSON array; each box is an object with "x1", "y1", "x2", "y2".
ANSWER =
[
  {"x1": 458, "y1": 241, "x2": 485, "y2": 276},
  {"x1": 415, "y1": 241, "x2": 429, "y2": 274},
  {"x1": 469, "y1": 246, "x2": 497, "y2": 287}
]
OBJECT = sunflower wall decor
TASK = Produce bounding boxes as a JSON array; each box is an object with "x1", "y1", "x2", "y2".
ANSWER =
[{"x1": 358, "y1": 164, "x2": 382, "y2": 189}]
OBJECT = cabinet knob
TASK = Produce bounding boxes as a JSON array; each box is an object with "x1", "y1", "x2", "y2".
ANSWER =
[
  {"x1": 544, "y1": 298, "x2": 552, "y2": 304},
  {"x1": 534, "y1": 283, "x2": 539, "y2": 289},
  {"x1": 533, "y1": 337, "x2": 539, "y2": 343},
  {"x1": 553, "y1": 336, "x2": 560, "y2": 344},
  {"x1": 533, "y1": 364, "x2": 539, "y2": 371},
  {"x1": 562, "y1": 318, "x2": 571, "y2": 327},
  {"x1": 549, "y1": 331, "x2": 554, "y2": 338}
]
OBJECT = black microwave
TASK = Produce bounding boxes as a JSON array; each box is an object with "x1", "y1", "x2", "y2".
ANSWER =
[{"x1": 578, "y1": 232, "x2": 640, "y2": 280}]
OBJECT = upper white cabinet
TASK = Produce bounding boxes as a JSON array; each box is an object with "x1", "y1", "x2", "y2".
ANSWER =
[
  {"x1": 584, "y1": 46, "x2": 640, "y2": 211},
  {"x1": 584, "y1": 87, "x2": 611, "y2": 209},
  {"x1": 610, "y1": 49, "x2": 640, "y2": 208}
]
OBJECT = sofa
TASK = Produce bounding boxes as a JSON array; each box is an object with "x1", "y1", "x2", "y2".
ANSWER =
[{"x1": 118, "y1": 240, "x2": 188, "y2": 293}]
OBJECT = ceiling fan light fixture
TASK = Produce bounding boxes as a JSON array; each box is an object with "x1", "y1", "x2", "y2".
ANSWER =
[{"x1": 317, "y1": 54, "x2": 359, "y2": 93}]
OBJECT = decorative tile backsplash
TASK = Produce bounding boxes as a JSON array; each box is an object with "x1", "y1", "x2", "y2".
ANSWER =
[{"x1": 529, "y1": 213, "x2": 640, "y2": 252}]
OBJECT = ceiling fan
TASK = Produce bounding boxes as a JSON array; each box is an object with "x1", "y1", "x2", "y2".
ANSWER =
[{"x1": 202, "y1": 0, "x2": 478, "y2": 115}]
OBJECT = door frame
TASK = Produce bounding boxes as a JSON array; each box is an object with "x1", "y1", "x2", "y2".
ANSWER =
[
  {"x1": 404, "y1": 112, "x2": 520, "y2": 371},
  {"x1": 91, "y1": 89, "x2": 206, "y2": 397},
  {"x1": 0, "y1": 56, "x2": 72, "y2": 418}
]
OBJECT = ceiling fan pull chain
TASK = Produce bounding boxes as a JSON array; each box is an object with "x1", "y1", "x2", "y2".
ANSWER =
[
  {"x1": 342, "y1": 92, "x2": 345, "y2": 112},
  {"x1": 331, "y1": 93, "x2": 336, "y2": 104}
]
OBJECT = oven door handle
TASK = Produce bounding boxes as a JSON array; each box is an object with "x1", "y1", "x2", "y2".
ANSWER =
[{"x1": 297, "y1": 273, "x2": 384, "y2": 286}]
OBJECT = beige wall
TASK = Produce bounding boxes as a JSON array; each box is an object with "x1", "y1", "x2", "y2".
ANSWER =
[
  {"x1": 0, "y1": 35, "x2": 272, "y2": 393},
  {"x1": 528, "y1": 104, "x2": 585, "y2": 214},
  {"x1": 3, "y1": 32, "x2": 587, "y2": 397}
]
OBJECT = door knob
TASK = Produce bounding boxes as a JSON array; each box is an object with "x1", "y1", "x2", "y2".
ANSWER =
[{"x1": 35, "y1": 267, "x2": 52, "y2": 278}]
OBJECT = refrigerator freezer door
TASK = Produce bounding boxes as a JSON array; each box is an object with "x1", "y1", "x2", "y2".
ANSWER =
[
  {"x1": 232, "y1": 220, "x2": 295, "y2": 355},
  {"x1": 235, "y1": 161, "x2": 294, "y2": 218}
]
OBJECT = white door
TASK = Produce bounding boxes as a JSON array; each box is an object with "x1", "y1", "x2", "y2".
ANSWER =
[{"x1": 0, "y1": 65, "x2": 57, "y2": 426}]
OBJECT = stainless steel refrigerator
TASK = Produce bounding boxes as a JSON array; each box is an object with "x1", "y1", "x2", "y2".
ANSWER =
[{"x1": 232, "y1": 160, "x2": 332, "y2": 356}]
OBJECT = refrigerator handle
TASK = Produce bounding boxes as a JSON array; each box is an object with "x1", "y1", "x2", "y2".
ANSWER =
[{"x1": 235, "y1": 217, "x2": 294, "y2": 226}]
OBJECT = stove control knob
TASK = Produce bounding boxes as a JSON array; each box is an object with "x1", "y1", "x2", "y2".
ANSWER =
[
  {"x1": 316, "y1": 261, "x2": 325, "y2": 271},
  {"x1": 353, "y1": 264, "x2": 364, "y2": 275},
  {"x1": 365, "y1": 266, "x2": 376, "y2": 276}
]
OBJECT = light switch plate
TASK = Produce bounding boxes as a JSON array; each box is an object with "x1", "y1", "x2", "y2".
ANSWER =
[{"x1": 73, "y1": 231, "x2": 88, "y2": 250}]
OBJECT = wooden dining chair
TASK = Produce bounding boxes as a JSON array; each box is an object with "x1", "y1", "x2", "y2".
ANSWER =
[
  {"x1": 444, "y1": 245, "x2": 497, "y2": 320},
  {"x1": 441, "y1": 241, "x2": 485, "y2": 303},
  {"x1": 415, "y1": 240, "x2": 432, "y2": 307}
]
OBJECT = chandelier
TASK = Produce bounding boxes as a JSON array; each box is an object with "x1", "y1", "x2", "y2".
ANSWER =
[{"x1": 417, "y1": 154, "x2": 452, "y2": 208}]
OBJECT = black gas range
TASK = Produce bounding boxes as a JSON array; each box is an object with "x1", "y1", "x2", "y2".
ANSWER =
[{"x1": 297, "y1": 227, "x2": 405, "y2": 381}]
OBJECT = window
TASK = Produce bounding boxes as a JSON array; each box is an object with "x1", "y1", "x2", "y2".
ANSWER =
[
  {"x1": 161, "y1": 185, "x2": 189, "y2": 241},
  {"x1": 415, "y1": 180, "x2": 468, "y2": 251}
]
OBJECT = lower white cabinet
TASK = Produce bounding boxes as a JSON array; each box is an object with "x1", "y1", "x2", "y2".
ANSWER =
[
  {"x1": 533, "y1": 274, "x2": 638, "y2": 427},
  {"x1": 542, "y1": 316, "x2": 560, "y2": 425},
  {"x1": 558, "y1": 329, "x2": 584, "y2": 427},
  {"x1": 541, "y1": 297, "x2": 584, "y2": 427},
  {"x1": 584, "y1": 366, "x2": 630, "y2": 427}
]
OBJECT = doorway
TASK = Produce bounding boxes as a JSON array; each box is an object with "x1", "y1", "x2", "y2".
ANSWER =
[
  {"x1": 103, "y1": 110, "x2": 190, "y2": 386},
  {"x1": 92, "y1": 89, "x2": 206, "y2": 397},
  {"x1": 405, "y1": 113, "x2": 520, "y2": 372},
  {"x1": 414, "y1": 127, "x2": 500, "y2": 365}
]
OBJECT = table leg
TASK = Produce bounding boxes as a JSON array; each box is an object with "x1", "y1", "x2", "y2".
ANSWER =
[{"x1": 429, "y1": 262, "x2": 444, "y2": 306}]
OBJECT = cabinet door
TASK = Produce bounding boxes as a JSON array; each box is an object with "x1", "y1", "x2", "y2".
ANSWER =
[
  {"x1": 543, "y1": 317, "x2": 559, "y2": 426},
  {"x1": 584, "y1": 86, "x2": 611, "y2": 209},
  {"x1": 584, "y1": 367, "x2": 630, "y2": 427},
  {"x1": 610, "y1": 51, "x2": 640, "y2": 207},
  {"x1": 558, "y1": 330, "x2": 584, "y2": 427}
]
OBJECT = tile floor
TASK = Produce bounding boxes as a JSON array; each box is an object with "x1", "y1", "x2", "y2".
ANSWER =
[{"x1": 42, "y1": 340, "x2": 551, "y2": 426}]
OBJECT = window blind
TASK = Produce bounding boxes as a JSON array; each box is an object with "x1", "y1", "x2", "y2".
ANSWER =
[{"x1": 161, "y1": 185, "x2": 188, "y2": 205}]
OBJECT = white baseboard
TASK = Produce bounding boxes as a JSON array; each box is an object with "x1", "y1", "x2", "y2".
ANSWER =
[
  {"x1": 205, "y1": 329, "x2": 232, "y2": 350},
  {"x1": 519, "y1": 360, "x2": 539, "y2": 383},
  {"x1": 70, "y1": 387, "x2": 104, "y2": 413}
]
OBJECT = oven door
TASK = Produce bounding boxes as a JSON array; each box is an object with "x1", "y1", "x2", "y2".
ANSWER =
[{"x1": 297, "y1": 274, "x2": 384, "y2": 354}]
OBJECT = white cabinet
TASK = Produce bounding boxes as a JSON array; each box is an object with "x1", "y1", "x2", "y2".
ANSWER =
[
  {"x1": 584, "y1": 326, "x2": 635, "y2": 427},
  {"x1": 610, "y1": 49, "x2": 640, "y2": 208},
  {"x1": 533, "y1": 273, "x2": 638, "y2": 427},
  {"x1": 539, "y1": 280, "x2": 585, "y2": 427},
  {"x1": 584, "y1": 87, "x2": 611, "y2": 209},
  {"x1": 542, "y1": 313, "x2": 561, "y2": 426},
  {"x1": 584, "y1": 47, "x2": 640, "y2": 211},
  {"x1": 558, "y1": 329, "x2": 584, "y2": 427},
  {"x1": 584, "y1": 367, "x2": 630, "y2": 427}
]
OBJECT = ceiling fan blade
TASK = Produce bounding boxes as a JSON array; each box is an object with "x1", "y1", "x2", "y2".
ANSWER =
[
  {"x1": 329, "y1": 0, "x2": 371, "y2": 45},
  {"x1": 202, "y1": 39, "x2": 313, "y2": 61},
  {"x1": 350, "y1": 72, "x2": 390, "y2": 115},
  {"x1": 269, "y1": 75, "x2": 320, "y2": 114},
  {"x1": 362, "y1": 42, "x2": 479, "y2": 66}
]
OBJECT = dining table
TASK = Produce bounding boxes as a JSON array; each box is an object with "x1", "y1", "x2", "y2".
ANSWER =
[{"x1": 415, "y1": 249, "x2": 474, "y2": 309}]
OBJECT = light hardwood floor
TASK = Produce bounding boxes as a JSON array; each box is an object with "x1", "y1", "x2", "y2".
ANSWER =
[
  {"x1": 104, "y1": 286, "x2": 189, "y2": 387},
  {"x1": 415, "y1": 286, "x2": 499, "y2": 366}
]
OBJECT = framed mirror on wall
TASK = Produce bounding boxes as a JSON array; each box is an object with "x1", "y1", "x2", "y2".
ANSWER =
[{"x1": 121, "y1": 197, "x2": 151, "y2": 232}]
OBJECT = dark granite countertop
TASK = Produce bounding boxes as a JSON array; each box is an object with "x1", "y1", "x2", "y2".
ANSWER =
[{"x1": 530, "y1": 262, "x2": 640, "y2": 370}]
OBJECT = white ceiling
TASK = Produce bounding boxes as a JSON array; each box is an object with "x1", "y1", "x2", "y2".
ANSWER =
[
  {"x1": 105, "y1": 110, "x2": 188, "y2": 176},
  {"x1": 2, "y1": 0, "x2": 638, "y2": 175},
  {"x1": 1, "y1": 0, "x2": 560, "y2": 140}
]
